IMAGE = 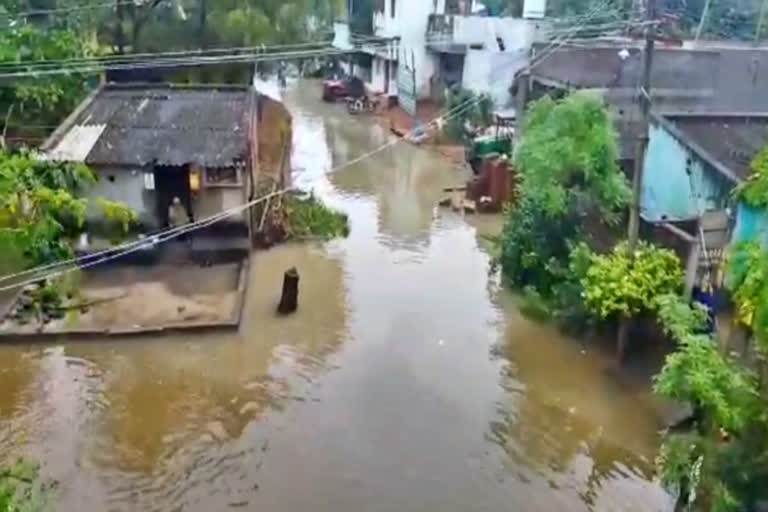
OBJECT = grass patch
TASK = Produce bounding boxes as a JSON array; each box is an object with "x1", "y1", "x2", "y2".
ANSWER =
[
  {"x1": 286, "y1": 193, "x2": 349, "y2": 240},
  {"x1": 0, "y1": 458, "x2": 54, "y2": 511}
]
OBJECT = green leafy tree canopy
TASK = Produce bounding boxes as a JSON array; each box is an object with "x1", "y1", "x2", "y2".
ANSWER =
[{"x1": 515, "y1": 92, "x2": 630, "y2": 223}]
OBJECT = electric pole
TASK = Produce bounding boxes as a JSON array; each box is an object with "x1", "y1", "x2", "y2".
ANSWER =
[
  {"x1": 757, "y1": 0, "x2": 768, "y2": 42},
  {"x1": 620, "y1": 0, "x2": 656, "y2": 363},
  {"x1": 695, "y1": 0, "x2": 712, "y2": 41},
  {"x1": 199, "y1": 0, "x2": 208, "y2": 49},
  {"x1": 627, "y1": 0, "x2": 656, "y2": 252}
]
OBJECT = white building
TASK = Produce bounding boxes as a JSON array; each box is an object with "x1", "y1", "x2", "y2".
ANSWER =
[{"x1": 333, "y1": 0, "x2": 550, "y2": 108}]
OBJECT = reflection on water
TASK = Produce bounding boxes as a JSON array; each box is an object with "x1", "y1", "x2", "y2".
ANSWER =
[{"x1": 0, "y1": 80, "x2": 670, "y2": 511}]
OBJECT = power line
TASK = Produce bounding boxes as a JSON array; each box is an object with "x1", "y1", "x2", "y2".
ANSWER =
[
  {"x1": 0, "y1": 40, "x2": 341, "y2": 70},
  {"x1": 0, "y1": 90, "x2": 490, "y2": 290},
  {"x1": 0, "y1": 45, "x2": 393, "y2": 77},
  {"x1": 0, "y1": 0, "x2": 135, "y2": 20},
  {"x1": 0, "y1": 9, "x2": 646, "y2": 76},
  {"x1": 0, "y1": 6, "x2": 616, "y2": 287}
]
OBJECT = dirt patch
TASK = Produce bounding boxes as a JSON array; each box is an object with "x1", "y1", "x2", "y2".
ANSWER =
[
  {"x1": 431, "y1": 144, "x2": 466, "y2": 168},
  {"x1": 0, "y1": 263, "x2": 242, "y2": 335}
]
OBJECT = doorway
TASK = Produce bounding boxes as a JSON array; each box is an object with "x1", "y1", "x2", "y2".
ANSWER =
[{"x1": 154, "y1": 165, "x2": 191, "y2": 226}]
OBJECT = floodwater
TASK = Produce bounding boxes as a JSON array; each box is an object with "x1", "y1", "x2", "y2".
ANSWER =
[{"x1": 0, "y1": 80, "x2": 672, "y2": 511}]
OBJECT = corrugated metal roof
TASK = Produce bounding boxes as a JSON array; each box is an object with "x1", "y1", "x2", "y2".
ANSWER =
[
  {"x1": 47, "y1": 124, "x2": 106, "y2": 162},
  {"x1": 48, "y1": 84, "x2": 255, "y2": 167},
  {"x1": 664, "y1": 114, "x2": 768, "y2": 181}
]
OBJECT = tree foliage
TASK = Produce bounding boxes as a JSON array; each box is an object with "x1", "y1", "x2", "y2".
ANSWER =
[
  {"x1": 656, "y1": 292, "x2": 710, "y2": 342},
  {"x1": 515, "y1": 93, "x2": 630, "y2": 222},
  {"x1": 0, "y1": 151, "x2": 135, "y2": 266},
  {"x1": 443, "y1": 88, "x2": 494, "y2": 140},
  {"x1": 499, "y1": 93, "x2": 629, "y2": 329},
  {"x1": 0, "y1": 458, "x2": 53, "y2": 512},
  {"x1": 581, "y1": 241, "x2": 683, "y2": 319},
  {"x1": 734, "y1": 142, "x2": 768, "y2": 208},
  {"x1": 653, "y1": 333, "x2": 768, "y2": 511},
  {"x1": 651, "y1": 243, "x2": 768, "y2": 511},
  {"x1": 664, "y1": 0, "x2": 768, "y2": 41},
  {"x1": 0, "y1": 25, "x2": 96, "y2": 129}
]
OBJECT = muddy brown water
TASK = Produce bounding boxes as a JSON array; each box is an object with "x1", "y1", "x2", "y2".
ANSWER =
[{"x1": 0, "y1": 81, "x2": 672, "y2": 511}]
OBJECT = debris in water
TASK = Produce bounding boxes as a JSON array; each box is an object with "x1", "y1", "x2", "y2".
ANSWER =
[
  {"x1": 277, "y1": 267, "x2": 300, "y2": 315},
  {"x1": 206, "y1": 421, "x2": 229, "y2": 441}
]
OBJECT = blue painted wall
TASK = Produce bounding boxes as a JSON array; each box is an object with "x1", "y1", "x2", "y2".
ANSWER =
[
  {"x1": 642, "y1": 122, "x2": 731, "y2": 222},
  {"x1": 733, "y1": 202, "x2": 768, "y2": 246}
]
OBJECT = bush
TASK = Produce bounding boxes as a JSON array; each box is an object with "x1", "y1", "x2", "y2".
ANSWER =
[
  {"x1": 582, "y1": 241, "x2": 684, "y2": 319},
  {"x1": 443, "y1": 88, "x2": 493, "y2": 140},
  {"x1": 285, "y1": 193, "x2": 349, "y2": 240},
  {"x1": 0, "y1": 458, "x2": 54, "y2": 512}
]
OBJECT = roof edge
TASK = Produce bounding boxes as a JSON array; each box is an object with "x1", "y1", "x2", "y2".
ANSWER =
[
  {"x1": 41, "y1": 83, "x2": 105, "y2": 152},
  {"x1": 650, "y1": 112, "x2": 745, "y2": 184},
  {"x1": 103, "y1": 81, "x2": 253, "y2": 92},
  {"x1": 661, "y1": 111, "x2": 768, "y2": 119}
]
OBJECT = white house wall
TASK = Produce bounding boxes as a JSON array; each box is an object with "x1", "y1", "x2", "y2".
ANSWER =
[
  {"x1": 87, "y1": 167, "x2": 154, "y2": 226},
  {"x1": 454, "y1": 17, "x2": 548, "y2": 106},
  {"x1": 452, "y1": 16, "x2": 545, "y2": 50},
  {"x1": 462, "y1": 49, "x2": 528, "y2": 107},
  {"x1": 374, "y1": 0, "x2": 436, "y2": 99},
  {"x1": 332, "y1": 21, "x2": 353, "y2": 50}
]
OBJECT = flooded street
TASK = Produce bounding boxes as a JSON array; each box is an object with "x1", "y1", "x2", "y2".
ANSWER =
[{"x1": 0, "y1": 81, "x2": 671, "y2": 511}]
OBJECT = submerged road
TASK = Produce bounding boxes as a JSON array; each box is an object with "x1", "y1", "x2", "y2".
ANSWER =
[{"x1": 0, "y1": 80, "x2": 671, "y2": 511}]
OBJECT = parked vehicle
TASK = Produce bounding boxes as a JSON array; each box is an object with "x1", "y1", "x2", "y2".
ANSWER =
[
  {"x1": 321, "y1": 76, "x2": 366, "y2": 103},
  {"x1": 322, "y1": 78, "x2": 348, "y2": 102}
]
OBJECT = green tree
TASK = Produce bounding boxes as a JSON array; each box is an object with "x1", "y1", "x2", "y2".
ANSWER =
[
  {"x1": 0, "y1": 150, "x2": 136, "y2": 266},
  {"x1": 514, "y1": 93, "x2": 629, "y2": 223},
  {"x1": 0, "y1": 25, "x2": 96, "y2": 133},
  {"x1": 734, "y1": 141, "x2": 768, "y2": 208},
  {"x1": 653, "y1": 332, "x2": 768, "y2": 511},
  {"x1": 0, "y1": 458, "x2": 53, "y2": 512},
  {"x1": 499, "y1": 92, "x2": 630, "y2": 328}
]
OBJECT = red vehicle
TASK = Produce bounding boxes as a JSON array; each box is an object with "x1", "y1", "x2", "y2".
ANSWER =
[
  {"x1": 322, "y1": 76, "x2": 365, "y2": 103},
  {"x1": 322, "y1": 79, "x2": 348, "y2": 102}
]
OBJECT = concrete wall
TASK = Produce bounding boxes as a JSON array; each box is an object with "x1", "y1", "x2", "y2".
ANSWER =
[
  {"x1": 462, "y1": 49, "x2": 527, "y2": 107},
  {"x1": 642, "y1": 122, "x2": 732, "y2": 222},
  {"x1": 436, "y1": 16, "x2": 546, "y2": 105},
  {"x1": 333, "y1": 21, "x2": 353, "y2": 50},
  {"x1": 257, "y1": 94, "x2": 292, "y2": 187},
  {"x1": 88, "y1": 166, "x2": 249, "y2": 230},
  {"x1": 373, "y1": 0, "x2": 436, "y2": 98},
  {"x1": 452, "y1": 16, "x2": 540, "y2": 48},
  {"x1": 87, "y1": 166, "x2": 157, "y2": 227},
  {"x1": 193, "y1": 186, "x2": 246, "y2": 222}
]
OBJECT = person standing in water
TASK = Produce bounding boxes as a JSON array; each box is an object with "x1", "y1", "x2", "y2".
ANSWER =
[{"x1": 168, "y1": 196, "x2": 189, "y2": 228}]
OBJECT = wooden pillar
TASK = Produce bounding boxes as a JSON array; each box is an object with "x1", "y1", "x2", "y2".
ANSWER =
[{"x1": 684, "y1": 238, "x2": 700, "y2": 299}]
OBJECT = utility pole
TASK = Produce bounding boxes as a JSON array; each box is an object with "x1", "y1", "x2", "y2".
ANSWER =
[
  {"x1": 694, "y1": 0, "x2": 712, "y2": 41},
  {"x1": 620, "y1": 0, "x2": 655, "y2": 363},
  {"x1": 199, "y1": 0, "x2": 208, "y2": 49},
  {"x1": 757, "y1": 0, "x2": 768, "y2": 42},
  {"x1": 115, "y1": 0, "x2": 125, "y2": 54},
  {"x1": 627, "y1": 0, "x2": 655, "y2": 252}
]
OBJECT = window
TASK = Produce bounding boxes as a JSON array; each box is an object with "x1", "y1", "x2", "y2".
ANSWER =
[
  {"x1": 204, "y1": 167, "x2": 241, "y2": 187},
  {"x1": 390, "y1": 0, "x2": 395, "y2": 18}
]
